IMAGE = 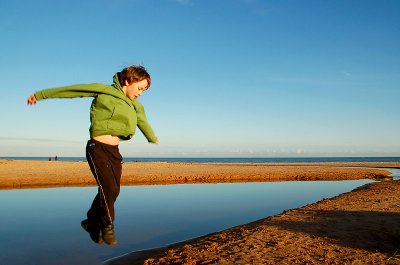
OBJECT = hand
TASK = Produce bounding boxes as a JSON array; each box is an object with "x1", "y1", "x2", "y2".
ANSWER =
[{"x1": 27, "y1": 94, "x2": 37, "y2": 105}]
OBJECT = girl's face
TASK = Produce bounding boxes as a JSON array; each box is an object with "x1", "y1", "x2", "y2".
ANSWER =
[{"x1": 124, "y1": 79, "x2": 148, "y2": 100}]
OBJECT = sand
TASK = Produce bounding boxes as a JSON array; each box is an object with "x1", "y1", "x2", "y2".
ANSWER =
[
  {"x1": 1, "y1": 160, "x2": 400, "y2": 264},
  {"x1": 0, "y1": 160, "x2": 398, "y2": 189}
]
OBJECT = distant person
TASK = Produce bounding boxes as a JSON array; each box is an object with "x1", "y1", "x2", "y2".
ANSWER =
[
  {"x1": 27, "y1": 65, "x2": 159, "y2": 246},
  {"x1": 55, "y1": 155, "x2": 58, "y2": 161}
]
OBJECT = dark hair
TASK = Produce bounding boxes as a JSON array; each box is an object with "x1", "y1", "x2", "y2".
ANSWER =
[{"x1": 118, "y1": 65, "x2": 151, "y2": 89}]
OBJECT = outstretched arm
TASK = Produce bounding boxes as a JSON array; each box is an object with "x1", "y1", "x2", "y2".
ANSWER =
[
  {"x1": 27, "y1": 84, "x2": 103, "y2": 106},
  {"x1": 27, "y1": 84, "x2": 100, "y2": 106},
  {"x1": 27, "y1": 83, "x2": 132, "y2": 107}
]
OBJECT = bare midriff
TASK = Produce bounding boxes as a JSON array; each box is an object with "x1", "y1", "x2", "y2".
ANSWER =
[{"x1": 92, "y1": 135, "x2": 120, "y2": 146}]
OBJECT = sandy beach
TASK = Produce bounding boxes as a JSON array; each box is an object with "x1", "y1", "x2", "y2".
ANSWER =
[
  {"x1": 0, "y1": 160, "x2": 398, "y2": 189},
  {"x1": 1, "y1": 160, "x2": 400, "y2": 264}
]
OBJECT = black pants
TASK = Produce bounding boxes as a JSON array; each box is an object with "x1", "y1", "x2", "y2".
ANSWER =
[{"x1": 86, "y1": 139, "x2": 122, "y2": 228}]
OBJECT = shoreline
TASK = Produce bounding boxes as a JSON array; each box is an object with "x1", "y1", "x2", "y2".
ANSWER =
[{"x1": 0, "y1": 160, "x2": 398, "y2": 190}]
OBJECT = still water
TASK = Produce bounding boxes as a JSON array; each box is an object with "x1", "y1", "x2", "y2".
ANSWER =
[{"x1": 0, "y1": 179, "x2": 377, "y2": 264}]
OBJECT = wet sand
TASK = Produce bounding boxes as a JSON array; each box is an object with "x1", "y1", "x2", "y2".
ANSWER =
[{"x1": 1, "y1": 160, "x2": 400, "y2": 264}]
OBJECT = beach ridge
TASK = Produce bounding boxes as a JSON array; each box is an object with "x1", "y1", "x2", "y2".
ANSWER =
[{"x1": 0, "y1": 160, "x2": 398, "y2": 189}]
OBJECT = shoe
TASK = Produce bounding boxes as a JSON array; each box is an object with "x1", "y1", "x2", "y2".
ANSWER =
[
  {"x1": 101, "y1": 224, "x2": 117, "y2": 246},
  {"x1": 81, "y1": 219, "x2": 103, "y2": 244}
]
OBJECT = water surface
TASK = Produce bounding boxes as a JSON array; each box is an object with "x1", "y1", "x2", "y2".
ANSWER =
[{"x1": 383, "y1": 168, "x2": 400, "y2": 180}]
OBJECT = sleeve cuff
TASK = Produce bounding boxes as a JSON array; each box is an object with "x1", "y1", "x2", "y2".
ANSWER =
[
  {"x1": 148, "y1": 136, "x2": 159, "y2": 143},
  {"x1": 34, "y1": 91, "x2": 45, "y2": 100}
]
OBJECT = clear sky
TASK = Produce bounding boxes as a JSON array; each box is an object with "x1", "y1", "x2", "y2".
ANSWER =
[{"x1": 1, "y1": 0, "x2": 399, "y2": 158}]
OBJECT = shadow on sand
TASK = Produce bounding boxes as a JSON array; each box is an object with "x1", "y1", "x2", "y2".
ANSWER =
[{"x1": 266, "y1": 209, "x2": 400, "y2": 253}]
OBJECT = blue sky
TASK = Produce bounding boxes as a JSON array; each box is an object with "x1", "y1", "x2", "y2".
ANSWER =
[{"x1": 1, "y1": 0, "x2": 399, "y2": 157}]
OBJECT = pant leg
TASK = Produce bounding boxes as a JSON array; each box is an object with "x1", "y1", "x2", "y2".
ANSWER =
[
  {"x1": 86, "y1": 193, "x2": 102, "y2": 224},
  {"x1": 86, "y1": 139, "x2": 122, "y2": 227}
]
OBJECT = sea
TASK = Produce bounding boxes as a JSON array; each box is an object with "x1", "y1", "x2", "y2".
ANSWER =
[{"x1": 1, "y1": 156, "x2": 400, "y2": 163}]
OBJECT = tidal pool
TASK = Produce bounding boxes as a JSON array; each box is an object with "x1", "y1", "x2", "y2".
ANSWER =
[{"x1": 0, "y1": 179, "x2": 376, "y2": 265}]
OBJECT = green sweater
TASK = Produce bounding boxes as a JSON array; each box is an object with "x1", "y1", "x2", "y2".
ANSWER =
[{"x1": 34, "y1": 74, "x2": 158, "y2": 143}]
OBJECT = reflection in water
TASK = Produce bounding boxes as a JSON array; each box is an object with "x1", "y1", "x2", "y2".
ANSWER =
[
  {"x1": 0, "y1": 179, "x2": 376, "y2": 265},
  {"x1": 81, "y1": 219, "x2": 104, "y2": 244}
]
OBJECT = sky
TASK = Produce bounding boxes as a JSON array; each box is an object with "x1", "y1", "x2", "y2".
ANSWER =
[{"x1": 1, "y1": 0, "x2": 399, "y2": 158}]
